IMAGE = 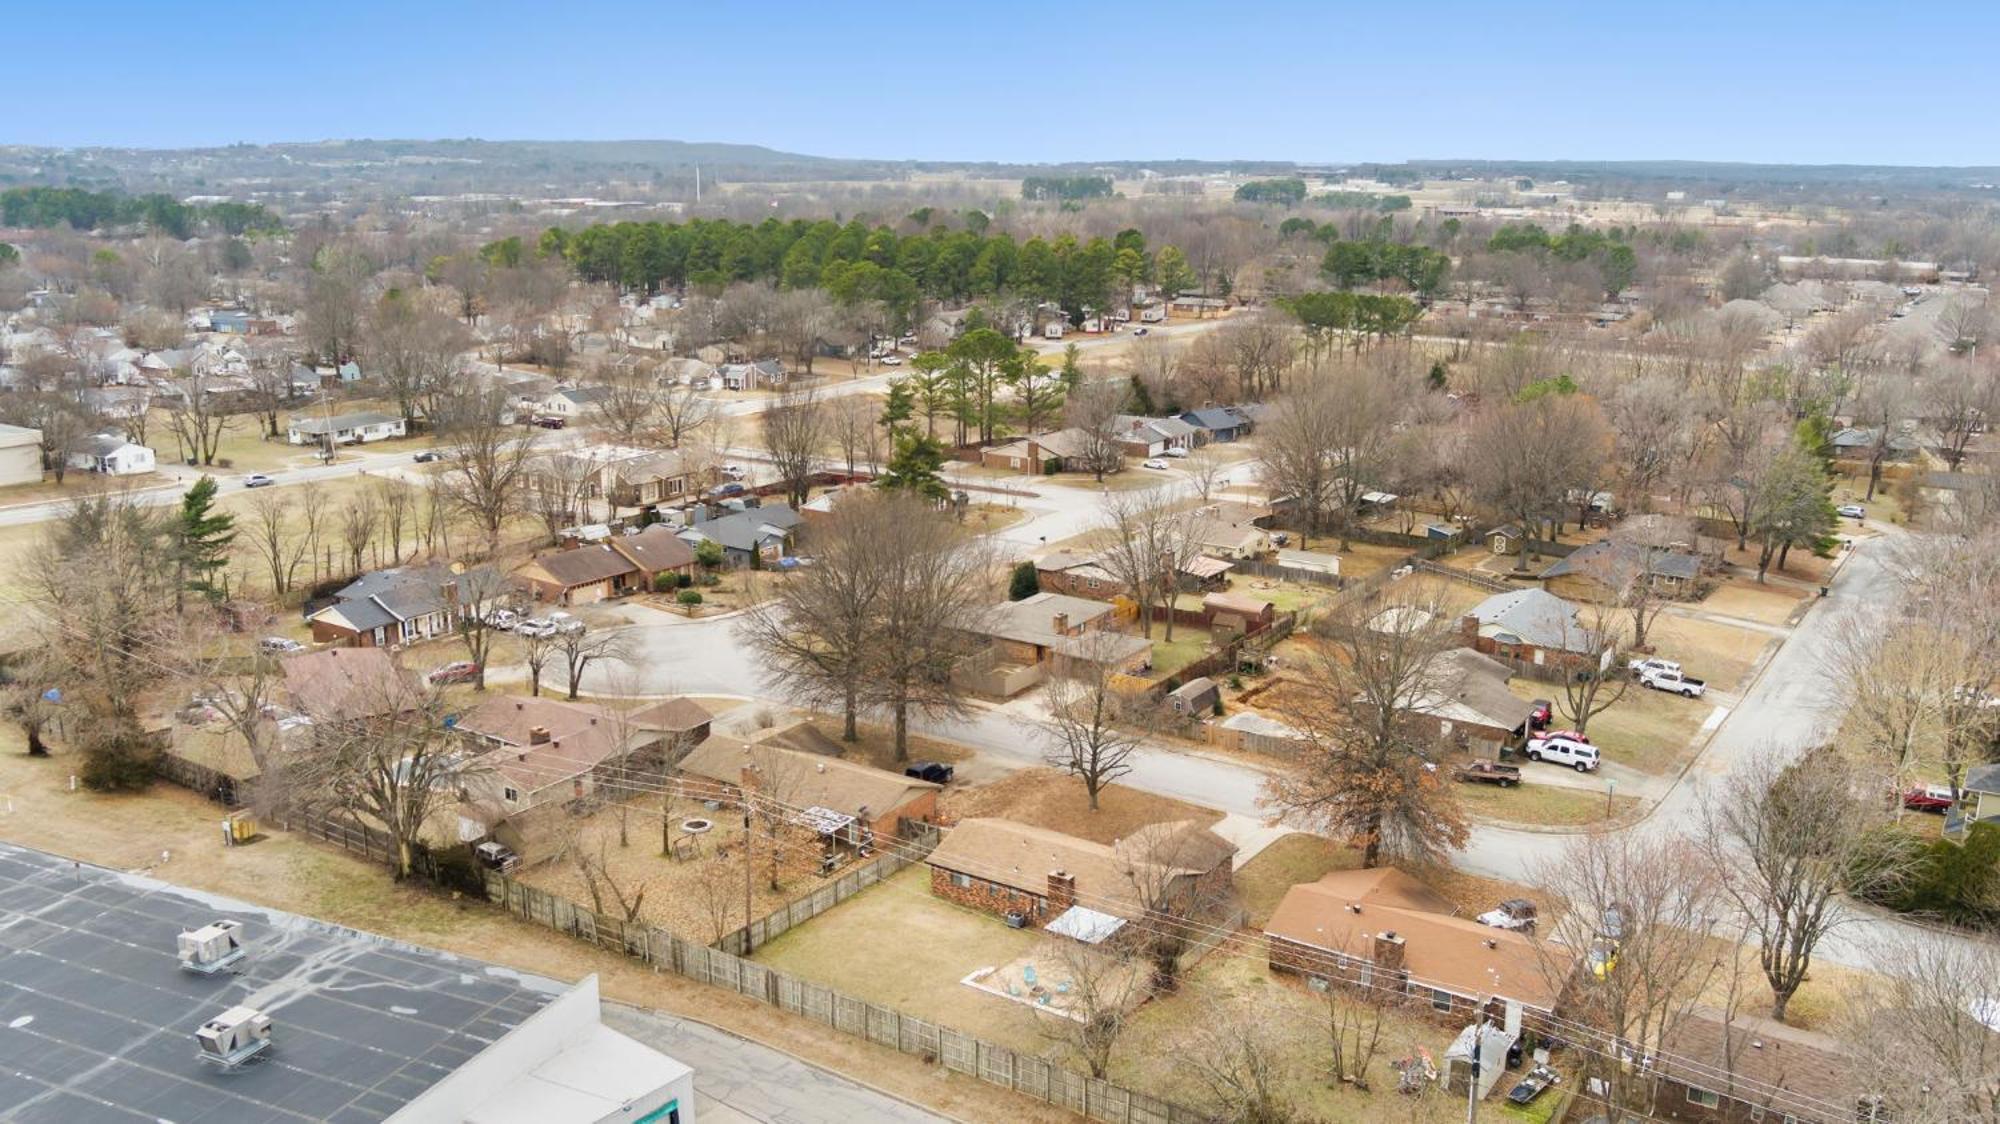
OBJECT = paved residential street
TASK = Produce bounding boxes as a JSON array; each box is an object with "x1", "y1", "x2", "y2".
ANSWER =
[{"x1": 603, "y1": 1005, "x2": 946, "y2": 1124}]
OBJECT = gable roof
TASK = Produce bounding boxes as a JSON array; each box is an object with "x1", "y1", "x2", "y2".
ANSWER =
[
  {"x1": 316, "y1": 565, "x2": 459, "y2": 630},
  {"x1": 1419, "y1": 648, "x2": 1532, "y2": 731},
  {"x1": 281, "y1": 648, "x2": 415, "y2": 722},
  {"x1": 985, "y1": 591, "x2": 1118, "y2": 645},
  {"x1": 1264, "y1": 868, "x2": 1570, "y2": 1011},
  {"x1": 1654, "y1": 1007, "x2": 1858, "y2": 1120},
  {"x1": 682, "y1": 503, "x2": 802, "y2": 553},
  {"x1": 608, "y1": 525, "x2": 698, "y2": 574},
  {"x1": 1026, "y1": 428, "x2": 1092, "y2": 461},
  {"x1": 676, "y1": 738, "x2": 938, "y2": 820},
  {"x1": 925, "y1": 817, "x2": 1229, "y2": 919},
  {"x1": 1539, "y1": 539, "x2": 1702, "y2": 582},
  {"x1": 289, "y1": 411, "x2": 401, "y2": 435},
  {"x1": 519, "y1": 543, "x2": 640, "y2": 588},
  {"x1": 1180, "y1": 407, "x2": 1248, "y2": 431},
  {"x1": 457, "y1": 695, "x2": 644, "y2": 793},
  {"x1": 1466, "y1": 588, "x2": 1595, "y2": 653},
  {"x1": 627, "y1": 696, "x2": 713, "y2": 734},
  {"x1": 554, "y1": 384, "x2": 615, "y2": 406}
]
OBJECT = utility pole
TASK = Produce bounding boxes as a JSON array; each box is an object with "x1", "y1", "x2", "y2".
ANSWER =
[
  {"x1": 1466, "y1": 1009, "x2": 1488, "y2": 1124},
  {"x1": 741, "y1": 798, "x2": 753, "y2": 954}
]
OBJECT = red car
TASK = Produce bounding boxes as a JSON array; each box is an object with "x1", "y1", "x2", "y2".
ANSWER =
[
  {"x1": 533, "y1": 416, "x2": 566, "y2": 429},
  {"x1": 1901, "y1": 784, "x2": 1955, "y2": 814},
  {"x1": 427, "y1": 660, "x2": 481, "y2": 685}
]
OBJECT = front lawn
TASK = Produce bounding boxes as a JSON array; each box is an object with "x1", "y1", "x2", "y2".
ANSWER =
[{"x1": 1454, "y1": 779, "x2": 1640, "y2": 827}]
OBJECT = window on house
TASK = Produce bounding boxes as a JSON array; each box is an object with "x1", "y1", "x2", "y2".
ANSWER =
[
  {"x1": 950, "y1": 872, "x2": 971, "y2": 889},
  {"x1": 1686, "y1": 1087, "x2": 1721, "y2": 1109},
  {"x1": 1357, "y1": 963, "x2": 1373, "y2": 989},
  {"x1": 1431, "y1": 989, "x2": 1452, "y2": 1012},
  {"x1": 503, "y1": 786, "x2": 519, "y2": 803}
]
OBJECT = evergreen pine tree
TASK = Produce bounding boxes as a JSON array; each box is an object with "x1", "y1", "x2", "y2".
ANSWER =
[{"x1": 173, "y1": 475, "x2": 235, "y2": 608}]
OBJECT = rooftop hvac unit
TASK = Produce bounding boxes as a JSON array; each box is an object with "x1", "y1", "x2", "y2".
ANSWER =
[
  {"x1": 195, "y1": 1006, "x2": 272, "y2": 1068},
  {"x1": 177, "y1": 920, "x2": 247, "y2": 975}
]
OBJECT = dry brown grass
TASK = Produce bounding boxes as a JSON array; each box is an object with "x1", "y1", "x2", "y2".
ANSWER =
[
  {"x1": 1646, "y1": 613, "x2": 1776, "y2": 693},
  {"x1": 1699, "y1": 580, "x2": 1808, "y2": 625},
  {"x1": 940, "y1": 767, "x2": 1224, "y2": 845}
]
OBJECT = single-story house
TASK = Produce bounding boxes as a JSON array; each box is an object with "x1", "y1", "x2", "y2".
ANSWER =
[
  {"x1": 1460, "y1": 588, "x2": 1610, "y2": 671},
  {"x1": 307, "y1": 565, "x2": 470, "y2": 647},
  {"x1": 926, "y1": 817, "x2": 1235, "y2": 931},
  {"x1": 719, "y1": 359, "x2": 785, "y2": 391},
  {"x1": 676, "y1": 502, "x2": 802, "y2": 567},
  {"x1": 1190, "y1": 517, "x2": 1272, "y2": 561},
  {"x1": 1179, "y1": 407, "x2": 1252, "y2": 443},
  {"x1": 1946, "y1": 762, "x2": 2000, "y2": 840},
  {"x1": 515, "y1": 543, "x2": 642, "y2": 606},
  {"x1": 69, "y1": 433, "x2": 156, "y2": 476},
  {"x1": 1539, "y1": 539, "x2": 1702, "y2": 603},
  {"x1": 1110, "y1": 415, "x2": 1200, "y2": 458},
  {"x1": 1215, "y1": 711, "x2": 1309, "y2": 756},
  {"x1": 627, "y1": 697, "x2": 714, "y2": 746},
  {"x1": 608, "y1": 524, "x2": 699, "y2": 587},
  {"x1": 0, "y1": 423, "x2": 44, "y2": 486},
  {"x1": 675, "y1": 736, "x2": 940, "y2": 844},
  {"x1": 975, "y1": 591, "x2": 1151, "y2": 671},
  {"x1": 1649, "y1": 1006, "x2": 1863, "y2": 1123},
  {"x1": 980, "y1": 428, "x2": 1098, "y2": 475},
  {"x1": 1265, "y1": 867, "x2": 1573, "y2": 1023},
  {"x1": 1169, "y1": 294, "x2": 1229, "y2": 316},
  {"x1": 1412, "y1": 648, "x2": 1533, "y2": 752},
  {"x1": 280, "y1": 647, "x2": 417, "y2": 724},
  {"x1": 1830, "y1": 425, "x2": 1920, "y2": 462},
  {"x1": 82, "y1": 386, "x2": 152, "y2": 420},
  {"x1": 1035, "y1": 550, "x2": 1227, "y2": 599},
  {"x1": 287, "y1": 411, "x2": 407, "y2": 446},
  {"x1": 601, "y1": 450, "x2": 699, "y2": 511},
  {"x1": 536, "y1": 385, "x2": 615, "y2": 420},
  {"x1": 457, "y1": 695, "x2": 661, "y2": 818}
]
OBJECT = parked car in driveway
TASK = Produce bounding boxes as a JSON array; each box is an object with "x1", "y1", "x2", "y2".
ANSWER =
[
  {"x1": 1454, "y1": 760, "x2": 1522, "y2": 787},
  {"x1": 1628, "y1": 657, "x2": 1681, "y2": 678},
  {"x1": 484, "y1": 608, "x2": 518, "y2": 631},
  {"x1": 1142, "y1": 458, "x2": 1170, "y2": 470},
  {"x1": 516, "y1": 618, "x2": 557, "y2": 639},
  {"x1": 1902, "y1": 784, "x2": 1955, "y2": 814},
  {"x1": 547, "y1": 610, "x2": 586, "y2": 636},
  {"x1": 257, "y1": 636, "x2": 305, "y2": 655},
  {"x1": 706, "y1": 481, "x2": 746, "y2": 499},
  {"x1": 242, "y1": 473, "x2": 274, "y2": 488},
  {"x1": 533, "y1": 416, "x2": 565, "y2": 430},
  {"x1": 1164, "y1": 447, "x2": 1190, "y2": 458},
  {"x1": 1478, "y1": 898, "x2": 1538, "y2": 933},
  {"x1": 1837, "y1": 503, "x2": 1866, "y2": 519},
  {"x1": 1638, "y1": 665, "x2": 1705, "y2": 698},
  {"x1": 1525, "y1": 732, "x2": 1599, "y2": 772},
  {"x1": 413, "y1": 451, "x2": 444, "y2": 463},
  {"x1": 426, "y1": 660, "x2": 481, "y2": 685}
]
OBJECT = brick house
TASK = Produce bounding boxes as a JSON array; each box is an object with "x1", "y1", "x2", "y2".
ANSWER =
[
  {"x1": 1264, "y1": 867, "x2": 1572, "y2": 1024},
  {"x1": 674, "y1": 737, "x2": 940, "y2": 844},
  {"x1": 975, "y1": 592, "x2": 1151, "y2": 671},
  {"x1": 306, "y1": 565, "x2": 473, "y2": 648},
  {"x1": 514, "y1": 543, "x2": 641, "y2": 606},
  {"x1": 1540, "y1": 539, "x2": 1702, "y2": 604},
  {"x1": 455, "y1": 696, "x2": 662, "y2": 824},
  {"x1": 925, "y1": 818, "x2": 1235, "y2": 930},
  {"x1": 1649, "y1": 1007, "x2": 1865, "y2": 1123},
  {"x1": 980, "y1": 428, "x2": 1094, "y2": 474}
]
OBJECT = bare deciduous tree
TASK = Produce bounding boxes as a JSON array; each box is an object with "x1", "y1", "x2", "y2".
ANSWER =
[
  {"x1": 1036, "y1": 629, "x2": 1149, "y2": 810},
  {"x1": 762, "y1": 383, "x2": 826, "y2": 508},
  {"x1": 437, "y1": 385, "x2": 540, "y2": 554},
  {"x1": 739, "y1": 492, "x2": 887, "y2": 740}
]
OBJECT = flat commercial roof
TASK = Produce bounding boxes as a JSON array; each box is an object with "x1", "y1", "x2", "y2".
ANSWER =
[{"x1": 0, "y1": 843, "x2": 562, "y2": 1123}]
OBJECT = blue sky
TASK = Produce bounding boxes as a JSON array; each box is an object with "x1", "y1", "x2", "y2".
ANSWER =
[{"x1": 14, "y1": 1, "x2": 2000, "y2": 165}]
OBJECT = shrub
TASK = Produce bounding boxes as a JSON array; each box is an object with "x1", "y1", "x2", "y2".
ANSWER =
[
  {"x1": 78, "y1": 722, "x2": 158, "y2": 792},
  {"x1": 1009, "y1": 561, "x2": 1040, "y2": 601},
  {"x1": 677, "y1": 571, "x2": 694, "y2": 589},
  {"x1": 677, "y1": 589, "x2": 704, "y2": 607},
  {"x1": 1212, "y1": 696, "x2": 1225, "y2": 717},
  {"x1": 652, "y1": 572, "x2": 677, "y2": 593},
  {"x1": 1851, "y1": 822, "x2": 2000, "y2": 925},
  {"x1": 694, "y1": 539, "x2": 725, "y2": 568}
]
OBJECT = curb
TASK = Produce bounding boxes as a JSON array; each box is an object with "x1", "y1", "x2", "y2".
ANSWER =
[{"x1": 601, "y1": 999, "x2": 972, "y2": 1124}]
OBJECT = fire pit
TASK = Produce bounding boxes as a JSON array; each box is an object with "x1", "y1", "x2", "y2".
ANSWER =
[{"x1": 680, "y1": 818, "x2": 714, "y2": 835}]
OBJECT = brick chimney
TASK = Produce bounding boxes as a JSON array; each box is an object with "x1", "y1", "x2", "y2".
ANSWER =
[
  {"x1": 1047, "y1": 870, "x2": 1076, "y2": 911},
  {"x1": 528, "y1": 726, "x2": 551, "y2": 746},
  {"x1": 1372, "y1": 930, "x2": 1407, "y2": 973},
  {"x1": 1052, "y1": 612, "x2": 1070, "y2": 635}
]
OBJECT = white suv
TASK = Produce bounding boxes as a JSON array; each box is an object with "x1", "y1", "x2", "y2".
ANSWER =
[{"x1": 1525, "y1": 732, "x2": 1600, "y2": 773}]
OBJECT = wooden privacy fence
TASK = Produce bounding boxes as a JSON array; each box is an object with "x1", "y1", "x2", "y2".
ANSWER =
[
  {"x1": 481, "y1": 867, "x2": 1214, "y2": 1124},
  {"x1": 712, "y1": 821, "x2": 943, "y2": 956}
]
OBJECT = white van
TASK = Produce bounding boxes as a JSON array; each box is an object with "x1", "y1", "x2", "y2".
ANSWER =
[{"x1": 1525, "y1": 733, "x2": 1600, "y2": 773}]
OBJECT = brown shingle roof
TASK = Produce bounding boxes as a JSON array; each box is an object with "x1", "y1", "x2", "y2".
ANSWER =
[
  {"x1": 454, "y1": 695, "x2": 646, "y2": 793},
  {"x1": 926, "y1": 818, "x2": 1227, "y2": 919},
  {"x1": 676, "y1": 738, "x2": 938, "y2": 821},
  {"x1": 517, "y1": 543, "x2": 638, "y2": 589},
  {"x1": 609, "y1": 525, "x2": 698, "y2": 575},
  {"x1": 1654, "y1": 1007, "x2": 1858, "y2": 1120},
  {"x1": 1263, "y1": 868, "x2": 1571, "y2": 1012},
  {"x1": 280, "y1": 648, "x2": 415, "y2": 722},
  {"x1": 627, "y1": 696, "x2": 713, "y2": 734}
]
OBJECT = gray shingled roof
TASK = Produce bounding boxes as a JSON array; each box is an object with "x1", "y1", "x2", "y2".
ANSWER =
[
  {"x1": 1467, "y1": 588, "x2": 1593, "y2": 652},
  {"x1": 1539, "y1": 540, "x2": 1702, "y2": 582}
]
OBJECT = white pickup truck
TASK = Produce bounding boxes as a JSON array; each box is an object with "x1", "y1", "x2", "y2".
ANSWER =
[{"x1": 1639, "y1": 665, "x2": 1706, "y2": 698}]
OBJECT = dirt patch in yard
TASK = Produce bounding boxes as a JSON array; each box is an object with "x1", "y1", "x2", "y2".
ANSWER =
[{"x1": 940, "y1": 767, "x2": 1224, "y2": 845}]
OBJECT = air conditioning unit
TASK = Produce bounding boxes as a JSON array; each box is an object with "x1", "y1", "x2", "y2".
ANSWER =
[
  {"x1": 177, "y1": 920, "x2": 247, "y2": 975},
  {"x1": 195, "y1": 1006, "x2": 272, "y2": 1067}
]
